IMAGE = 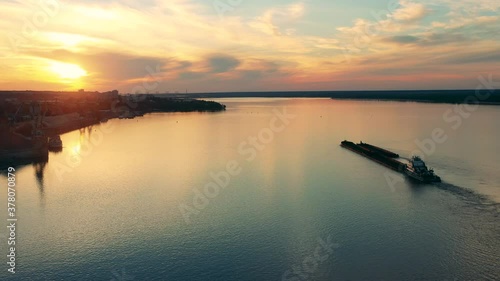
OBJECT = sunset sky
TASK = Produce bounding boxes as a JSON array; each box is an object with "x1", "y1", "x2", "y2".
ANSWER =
[{"x1": 1, "y1": 0, "x2": 499, "y2": 93}]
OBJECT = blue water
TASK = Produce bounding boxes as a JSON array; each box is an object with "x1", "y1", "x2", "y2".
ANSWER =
[{"x1": 1, "y1": 98, "x2": 499, "y2": 280}]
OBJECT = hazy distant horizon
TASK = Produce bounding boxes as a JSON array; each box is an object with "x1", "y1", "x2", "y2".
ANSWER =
[
  {"x1": 3, "y1": 88, "x2": 499, "y2": 105},
  {"x1": 1, "y1": 88, "x2": 499, "y2": 94}
]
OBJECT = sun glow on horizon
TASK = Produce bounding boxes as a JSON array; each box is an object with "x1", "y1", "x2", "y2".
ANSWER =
[{"x1": 50, "y1": 62, "x2": 87, "y2": 80}]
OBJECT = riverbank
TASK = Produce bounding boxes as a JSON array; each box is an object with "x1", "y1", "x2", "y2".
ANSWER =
[
  {"x1": 0, "y1": 96, "x2": 226, "y2": 166},
  {"x1": 174, "y1": 89, "x2": 500, "y2": 105}
]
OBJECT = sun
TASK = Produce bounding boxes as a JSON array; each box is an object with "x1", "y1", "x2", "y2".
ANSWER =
[{"x1": 50, "y1": 62, "x2": 87, "y2": 79}]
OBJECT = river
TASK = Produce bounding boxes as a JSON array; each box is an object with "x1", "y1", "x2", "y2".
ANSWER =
[{"x1": 1, "y1": 98, "x2": 499, "y2": 280}]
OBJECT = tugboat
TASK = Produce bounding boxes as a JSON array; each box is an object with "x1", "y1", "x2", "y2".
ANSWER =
[{"x1": 404, "y1": 156, "x2": 441, "y2": 183}]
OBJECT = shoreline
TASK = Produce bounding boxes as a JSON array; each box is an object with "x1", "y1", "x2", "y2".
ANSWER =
[
  {"x1": 330, "y1": 98, "x2": 500, "y2": 106},
  {"x1": 0, "y1": 96, "x2": 227, "y2": 166},
  {"x1": 173, "y1": 89, "x2": 500, "y2": 105},
  {"x1": 207, "y1": 96, "x2": 500, "y2": 106}
]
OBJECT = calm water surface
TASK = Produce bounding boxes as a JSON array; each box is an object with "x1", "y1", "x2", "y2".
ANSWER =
[{"x1": 1, "y1": 98, "x2": 499, "y2": 280}]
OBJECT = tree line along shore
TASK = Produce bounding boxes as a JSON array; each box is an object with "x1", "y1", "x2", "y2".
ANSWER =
[{"x1": 177, "y1": 89, "x2": 500, "y2": 104}]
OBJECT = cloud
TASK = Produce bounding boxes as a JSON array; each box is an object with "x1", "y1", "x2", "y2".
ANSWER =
[
  {"x1": 29, "y1": 49, "x2": 169, "y2": 81},
  {"x1": 236, "y1": 59, "x2": 283, "y2": 80},
  {"x1": 206, "y1": 54, "x2": 240, "y2": 73},
  {"x1": 381, "y1": 13, "x2": 500, "y2": 47},
  {"x1": 383, "y1": 35, "x2": 420, "y2": 44},
  {"x1": 382, "y1": 31, "x2": 469, "y2": 46},
  {"x1": 336, "y1": 0, "x2": 431, "y2": 41},
  {"x1": 163, "y1": 59, "x2": 193, "y2": 72},
  {"x1": 439, "y1": 50, "x2": 500, "y2": 64},
  {"x1": 420, "y1": 32, "x2": 468, "y2": 45},
  {"x1": 391, "y1": 1, "x2": 429, "y2": 22},
  {"x1": 249, "y1": 2, "x2": 306, "y2": 36},
  {"x1": 427, "y1": 0, "x2": 500, "y2": 16},
  {"x1": 0, "y1": 0, "x2": 499, "y2": 92},
  {"x1": 179, "y1": 71, "x2": 205, "y2": 80},
  {"x1": 158, "y1": 57, "x2": 290, "y2": 92}
]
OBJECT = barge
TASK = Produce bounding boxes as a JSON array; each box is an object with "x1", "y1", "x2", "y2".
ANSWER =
[
  {"x1": 340, "y1": 140, "x2": 441, "y2": 183},
  {"x1": 358, "y1": 142, "x2": 399, "y2": 158}
]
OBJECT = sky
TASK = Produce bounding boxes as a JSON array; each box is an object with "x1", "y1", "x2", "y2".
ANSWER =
[{"x1": 0, "y1": 0, "x2": 499, "y2": 93}]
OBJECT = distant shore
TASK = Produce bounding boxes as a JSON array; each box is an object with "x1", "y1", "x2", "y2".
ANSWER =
[
  {"x1": 171, "y1": 89, "x2": 500, "y2": 105},
  {"x1": 2, "y1": 89, "x2": 499, "y2": 105}
]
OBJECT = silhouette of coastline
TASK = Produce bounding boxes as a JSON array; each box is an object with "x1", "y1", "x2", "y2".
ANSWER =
[
  {"x1": 175, "y1": 89, "x2": 500, "y2": 105},
  {"x1": 0, "y1": 90, "x2": 226, "y2": 167}
]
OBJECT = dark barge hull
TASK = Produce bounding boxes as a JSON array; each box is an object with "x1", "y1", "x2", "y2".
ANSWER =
[
  {"x1": 358, "y1": 142, "x2": 399, "y2": 158},
  {"x1": 340, "y1": 141, "x2": 406, "y2": 172}
]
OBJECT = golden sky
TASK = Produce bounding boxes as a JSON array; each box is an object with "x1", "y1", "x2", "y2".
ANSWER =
[{"x1": 1, "y1": 0, "x2": 499, "y2": 93}]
